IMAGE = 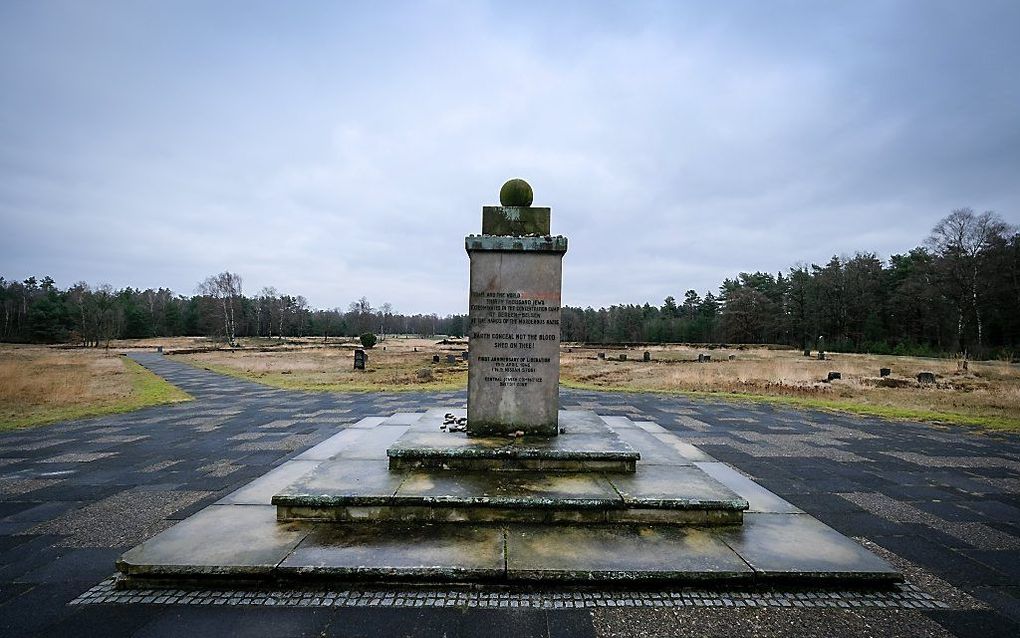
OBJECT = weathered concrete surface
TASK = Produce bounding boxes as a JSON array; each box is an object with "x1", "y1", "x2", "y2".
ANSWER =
[
  {"x1": 466, "y1": 245, "x2": 566, "y2": 436},
  {"x1": 718, "y1": 513, "x2": 902, "y2": 581},
  {"x1": 278, "y1": 524, "x2": 506, "y2": 581},
  {"x1": 279, "y1": 409, "x2": 745, "y2": 525},
  {"x1": 217, "y1": 460, "x2": 321, "y2": 505},
  {"x1": 116, "y1": 505, "x2": 310, "y2": 579},
  {"x1": 505, "y1": 525, "x2": 753, "y2": 582},
  {"x1": 606, "y1": 465, "x2": 749, "y2": 510},
  {"x1": 394, "y1": 470, "x2": 622, "y2": 507},
  {"x1": 388, "y1": 410, "x2": 638, "y2": 472},
  {"x1": 273, "y1": 459, "x2": 405, "y2": 508},
  {"x1": 694, "y1": 461, "x2": 804, "y2": 514}
]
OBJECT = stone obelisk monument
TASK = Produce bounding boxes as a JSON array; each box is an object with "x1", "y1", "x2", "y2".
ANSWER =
[{"x1": 465, "y1": 179, "x2": 568, "y2": 436}]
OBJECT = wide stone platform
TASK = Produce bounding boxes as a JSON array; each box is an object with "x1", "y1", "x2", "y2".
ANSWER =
[
  {"x1": 275, "y1": 409, "x2": 745, "y2": 525},
  {"x1": 115, "y1": 410, "x2": 901, "y2": 588}
]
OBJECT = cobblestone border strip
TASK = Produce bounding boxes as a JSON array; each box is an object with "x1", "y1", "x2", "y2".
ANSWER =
[{"x1": 70, "y1": 578, "x2": 949, "y2": 610}]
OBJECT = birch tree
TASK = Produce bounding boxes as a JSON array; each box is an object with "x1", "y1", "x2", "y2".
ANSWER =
[
  {"x1": 199, "y1": 271, "x2": 243, "y2": 346},
  {"x1": 927, "y1": 208, "x2": 1011, "y2": 354}
]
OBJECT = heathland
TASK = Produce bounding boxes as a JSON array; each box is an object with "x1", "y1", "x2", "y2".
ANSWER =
[
  {"x1": 0, "y1": 344, "x2": 191, "y2": 430},
  {"x1": 166, "y1": 336, "x2": 1020, "y2": 431},
  {"x1": 3, "y1": 336, "x2": 1017, "y2": 431}
]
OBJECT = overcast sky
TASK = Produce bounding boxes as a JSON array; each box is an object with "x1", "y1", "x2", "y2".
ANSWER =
[{"x1": 2, "y1": 1, "x2": 1018, "y2": 314}]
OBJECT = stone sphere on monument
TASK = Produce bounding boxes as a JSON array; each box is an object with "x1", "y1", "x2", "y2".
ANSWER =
[{"x1": 499, "y1": 178, "x2": 534, "y2": 207}]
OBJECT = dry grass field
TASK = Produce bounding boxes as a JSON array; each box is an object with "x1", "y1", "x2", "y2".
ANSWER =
[
  {"x1": 561, "y1": 345, "x2": 1020, "y2": 431},
  {"x1": 0, "y1": 345, "x2": 191, "y2": 430},
  {"x1": 5, "y1": 336, "x2": 1015, "y2": 431},
  {"x1": 175, "y1": 336, "x2": 469, "y2": 392},
  {"x1": 170, "y1": 337, "x2": 1020, "y2": 431}
]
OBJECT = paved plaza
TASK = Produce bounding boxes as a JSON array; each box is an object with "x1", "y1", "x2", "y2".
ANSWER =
[{"x1": 1, "y1": 353, "x2": 1018, "y2": 636}]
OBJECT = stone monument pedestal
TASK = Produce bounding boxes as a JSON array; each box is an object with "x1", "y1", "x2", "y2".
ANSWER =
[{"x1": 465, "y1": 202, "x2": 567, "y2": 436}]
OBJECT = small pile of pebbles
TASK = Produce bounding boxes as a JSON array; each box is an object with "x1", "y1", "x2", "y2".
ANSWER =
[{"x1": 441, "y1": 413, "x2": 467, "y2": 432}]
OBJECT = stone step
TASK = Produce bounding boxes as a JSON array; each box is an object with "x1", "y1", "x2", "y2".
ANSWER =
[
  {"x1": 116, "y1": 508, "x2": 901, "y2": 587},
  {"x1": 386, "y1": 409, "x2": 640, "y2": 472},
  {"x1": 272, "y1": 461, "x2": 748, "y2": 525}
]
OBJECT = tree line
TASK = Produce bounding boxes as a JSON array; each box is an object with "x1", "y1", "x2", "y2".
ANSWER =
[
  {"x1": 2, "y1": 209, "x2": 1017, "y2": 358},
  {"x1": 561, "y1": 209, "x2": 1019, "y2": 358},
  {"x1": 0, "y1": 274, "x2": 467, "y2": 348}
]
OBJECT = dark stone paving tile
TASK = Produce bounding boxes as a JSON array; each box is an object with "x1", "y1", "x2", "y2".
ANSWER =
[
  {"x1": 323, "y1": 607, "x2": 566, "y2": 638},
  {"x1": 962, "y1": 499, "x2": 1020, "y2": 521},
  {"x1": 24, "y1": 482, "x2": 130, "y2": 502},
  {"x1": 15, "y1": 547, "x2": 123, "y2": 584},
  {"x1": 0, "y1": 582, "x2": 32, "y2": 606},
  {"x1": 872, "y1": 534, "x2": 1013, "y2": 586},
  {"x1": 969, "y1": 586, "x2": 1020, "y2": 625},
  {"x1": 0, "y1": 502, "x2": 39, "y2": 519},
  {"x1": 923, "y1": 609, "x2": 1020, "y2": 638},
  {"x1": 35, "y1": 604, "x2": 165, "y2": 638},
  {"x1": 961, "y1": 549, "x2": 1020, "y2": 579},
  {"x1": 0, "y1": 500, "x2": 83, "y2": 523},
  {"x1": 133, "y1": 606, "x2": 330, "y2": 638},
  {"x1": 0, "y1": 581, "x2": 88, "y2": 637},
  {"x1": 882, "y1": 484, "x2": 968, "y2": 503},
  {"x1": 547, "y1": 609, "x2": 598, "y2": 638},
  {"x1": 784, "y1": 492, "x2": 864, "y2": 514},
  {"x1": 0, "y1": 535, "x2": 67, "y2": 581},
  {"x1": 0, "y1": 533, "x2": 40, "y2": 553},
  {"x1": 912, "y1": 499, "x2": 988, "y2": 522},
  {"x1": 810, "y1": 511, "x2": 911, "y2": 538}
]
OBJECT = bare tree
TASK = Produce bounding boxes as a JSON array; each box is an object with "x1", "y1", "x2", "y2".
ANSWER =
[
  {"x1": 348, "y1": 296, "x2": 373, "y2": 335},
  {"x1": 198, "y1": 271, "x2": 243, "y2": 346},
  {"x1": 94, "y1": 284, "x2": 115, "y2": 350},
  {"x1": 927, "y1": 208, "x2": 1012, "y2": 353},
  {"x1": 379, "y1": 302, "x2": 393, "y2": 339},
  {"x1": 256, "y1": 286, "x2": 278, "y2": 338}
]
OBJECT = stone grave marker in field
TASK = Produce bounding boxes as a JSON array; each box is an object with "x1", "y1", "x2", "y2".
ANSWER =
[{"x1": 353, "y1": 349, "x2": 367, "y2": 370}]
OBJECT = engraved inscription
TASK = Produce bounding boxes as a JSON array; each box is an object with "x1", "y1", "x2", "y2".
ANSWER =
[{"x1": 470, "y1": 290, "x2": 559, "y2": 389}]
